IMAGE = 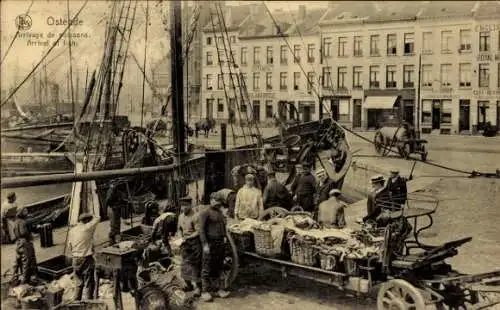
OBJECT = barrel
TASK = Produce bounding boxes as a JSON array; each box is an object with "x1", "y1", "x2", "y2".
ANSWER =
[{"x1": 39, "y1": 223, "x2": 53, "y2": 248}]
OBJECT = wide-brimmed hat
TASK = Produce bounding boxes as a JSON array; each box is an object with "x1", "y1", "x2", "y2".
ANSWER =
[
  {"x1": 78, "y1": 212, "x2": 93, "y2": 222},
  {"x1": 329, "y1": 189, "x2": 341, "y2": 196},
  {"x1": 390, "y1": 169, "x2": 399, "y2": 174},
  {"x1": 371, "y1": 175, "x2": 385, "y2": 183}
]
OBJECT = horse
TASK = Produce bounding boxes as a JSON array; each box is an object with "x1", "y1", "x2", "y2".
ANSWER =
[{"x1": 194, "y1": 118, "x2": 216, "y2": 138}]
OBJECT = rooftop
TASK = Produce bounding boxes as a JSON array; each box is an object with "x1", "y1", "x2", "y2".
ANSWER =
[
  {"x1": 202, "y1": 4, "x2": 253, "y2": 32},
  {"x1": 418, "y1": 1, "x2": 477, "y2": 19}
]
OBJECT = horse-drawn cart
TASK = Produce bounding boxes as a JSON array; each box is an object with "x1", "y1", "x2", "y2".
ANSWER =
[
  {"x1": 221, "y1": 209, "x2": 500, "y2": 310},
  {"x1": 374, "y1": 123, "x2": 428, "y2": 161}
]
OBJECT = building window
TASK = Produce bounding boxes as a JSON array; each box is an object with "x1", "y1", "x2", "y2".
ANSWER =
[
  {"x1": 266, "y1": 72, "x2": 272, "y2": 90},
  {"x1": 206, "y1": 99, "x2": 214, "y2": 117},
  {"x1": 441, "y1": 30, "x2": 452, "y2": 53},
  {"x1": 459, "y1": 63, "x2": 471, "y2": 87},
  {"x1": 353, "y1": 36, "x2": 363, "y2": 56},
  {"x1": 252, "y1": 100, "x2": 261, "y2": 121},
  {"x1": 280, "y1": 45, "x2": 287, "y2": 64},
  {"x1": 440, "y1": 64, "x2": 452, "y2": 87},
  {"x1": 241, "y1": 104, "x2": 247, "y2": 113},
  {"x1": 353, "y1": 66, "x2": 362, "y2": 88},
  {"x1": 323, "y1": 37, "x2": 332, "y2": 57},
  {"x1": 206, "y1": 74, "x2": 213, "y2": 90},
  {"x1": 241, "y1": 73, "x2": 248, "y2": 87},
  {"x1": 293, "y1": 72, "x2": 300, "y2": 90},
  {"x1": 240, "y1": 47, "x2": 247, "y2": 65},
  {"x1": 322, "y1": 67, "x2": 332, "y2": 88},
  {"x1": 307, "y1": 44, "x2": 315, "y2": 63},
  {"x1": 206, "y1": 52, "x2": 213, "y2": 65},
  {"x1": 265, "y1": 100, "x2": 273, "y2": 119},
  {"x1": 230, "y1": 50, "x2": 236, "y2": 63},
  {"x1": 404, "y1": 33, "x2": 414, "y2": 55},
  {"x1": 479, "y1": 32, "x2": 490, "y2": 52},
  {"x1": 266, "y1": 46, "x2": 273, "y2": 64},
  {"x1": 422, "y1": 32, "x2": 433, "y2": 54},
  {"x1": 369, "y1": 65, "x2": 380, "y2": 88},
  {"x1": 217, "y1": 98, "x2": 224, "y2": 113},
  {"x1": 253, "y1": 72, "x2": 260, "y2": 90},
  {"x1": 459, "y1": 29, "x2": 471, "y2": 52},
  {"x1": 479, "y1": 63, "x2": 489, "y2": 88},
  {"x1": 338, "y1": 37, "x2": 347, "y2": 57},
  {"x1": 337, "y1": 66, "x2": 347, "y2": 89},
  {"x1": 253, "y1": 47, "x2": 261, "y2": 64},
  {"x1": 206, "y1": 37, "x2": 212, "y2": 45},
  {"x1": 280, "y1": 72, "x2": 287, "y2": 90},
  {"x1": 291, "y1": 45, "x2": 300, "y2": 63},
  {"x1": 442, "y1": 99, "x2": 452, "y2": 124},
  {"x1": 217, "y1": 74, "x2": 223, "y2": 90},
  {"x1": 307, "y1": 72, "x2": 315, "y2": 91},
  {"x1": 217, "y1": 36, "x2": 224, "y2": 46},
  {"x1": 387, "y1": 34, "x2": 397, "y2": 55},
  {"x1": 386, "y1": 65, "x2": 396, "y2": 88},
  {"x1": 421, "y1": 100, "x2": 432, "y2": 123},
  {"x1": 218, "y1": 51, "x2": 225, "y2": 64},
  {"x1": 403, "y1": 65, "x2": 414, "y2": 88},
  {"x1": 230, "y1": 36, "x2": 236, "y2": 43},
  {"x1": 422, "y1": 64, "x2": 433, "y2": 87},
  {"x1": 370, "y1": 35, "x2": 380, "y2": 56}
]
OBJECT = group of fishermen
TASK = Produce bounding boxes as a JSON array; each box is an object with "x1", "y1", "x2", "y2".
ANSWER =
[{"x1": 0, "y1": 163, "x2": 408, "y2": 304}]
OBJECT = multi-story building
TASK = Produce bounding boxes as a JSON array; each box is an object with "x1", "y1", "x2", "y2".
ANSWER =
[
  {"x1": 201, "y1": 4, "x2": 324, "y2": 124},
  {"x1": 200, "y1": 1, "x2": 500, "y2": 134},
  {"x1": 318, "y1": 1, "x2": 500, "y2": 134}
]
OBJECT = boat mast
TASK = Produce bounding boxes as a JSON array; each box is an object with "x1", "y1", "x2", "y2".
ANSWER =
[{"x1": 171, "y1": 0, "x2": 185, "y2": 160}]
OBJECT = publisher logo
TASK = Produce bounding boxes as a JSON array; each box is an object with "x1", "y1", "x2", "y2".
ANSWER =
[{"x1": 15, "y1": 14, "x2": 32, "y2": 31}]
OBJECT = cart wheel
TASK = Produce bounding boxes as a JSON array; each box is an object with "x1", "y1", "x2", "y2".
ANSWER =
[
  {"x1": 377, "y1": 279, "x2": 426, "y2": 310},
  {"x1": 374, "y1": 131, "x2": 385, "y2": 155},
  {"x1": 222, "y1": 231, "x2": 239, "y2": 289},
  {"x1": 398, "y1": 143, "x2": 411, "y2": 159},
  {"x1": 259, "y1": 207, "x2": 290, "y2": 221}
]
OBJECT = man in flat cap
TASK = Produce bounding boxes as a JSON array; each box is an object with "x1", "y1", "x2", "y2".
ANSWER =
[
  {"x1": 68, "y1": 212, "x2": 100, "y2": 300},
  {"x1": 263, "y1": 171, "x2": 293, "y2": 210},
  {"x1": 316, "y1": 168, "x2": 339, "y2": 206},
  {"x1": 2, "y1": 192, "x2": 19, "y2": 243},
  {"x1": 199, "y1": 193, "x2": 230, "y2": 301},
  {"x1": 292, "y1": 164, "x2": 317, "y2": 213},
  {"x1": 361, "y1": 175, "x2": 389, "y2": 223},
  {"x1": 385, "y1": 169, "x2": 407, "y2": 210},
  {"x1": 11, "y1": 207, "x2": 38, "y2": 285},
  {"x1": 177, "y1": 196, "x2": 202, "y2": 296},
  {"x1": 234, "y1": 174, "x2": 264, "y2": 220},
  {"x1": 317, "y1": 189, "x2": 346, "y2": 229}
]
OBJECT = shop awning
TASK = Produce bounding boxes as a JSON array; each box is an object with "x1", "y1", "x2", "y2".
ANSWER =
[{"x1": 363, "y1": 96, "x2": 399, "y2": 109}]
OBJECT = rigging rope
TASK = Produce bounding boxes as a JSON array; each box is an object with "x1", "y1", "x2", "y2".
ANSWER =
[
  {"x1": 215, "y1": 2, "x2": 263, "y2": 148},
  {"x1": 0, "y1": 0, "x2": 35, "y2": 65},
  {"x1": 211, "y1": 4, "x2": 243, "y2": 146},
  {"x1": 209, "y1": 7, "x2": 248, "y2": 145},
  {"x1": 140, "y1": 0, "x2": 149, "y2": 128},
  {"x1": 67, "y1": 0, "x2": 76, "y2": 124},
  {"x1": 0, "y1": 0, "x2": 90, "y2": 108}
]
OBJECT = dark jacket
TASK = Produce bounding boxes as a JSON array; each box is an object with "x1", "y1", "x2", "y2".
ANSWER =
[
  {"x1": 317, "y1": 178, "x2": 338, "y2": 205},
  {"x1": 363, "y1": 187, "x2": 390, "y2": 223},
  {"x1": 263, "y1": 179, "x2": 293, "y2": 209},
  {"x1": 386, "y1": 176, "x2": 407, "y2": 206},
  {"x1": 294, "y1": 173, "x2": 317, "y2": 197}
]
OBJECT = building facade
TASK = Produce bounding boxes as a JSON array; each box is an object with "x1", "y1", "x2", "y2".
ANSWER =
[
  {"x1": 200, "y1": 4, "x2": 324, "y2": 125},
  {"x1": 200, "y1": 1, "x2": 500, "y2": 133}
]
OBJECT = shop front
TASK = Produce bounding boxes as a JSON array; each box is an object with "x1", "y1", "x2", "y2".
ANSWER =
[
  {"x1": 363, "y1": 95, "x2": 400, "y2": 129},
  {"x1": 363, "y1": 89, "x2": 415, "y2": 130}
]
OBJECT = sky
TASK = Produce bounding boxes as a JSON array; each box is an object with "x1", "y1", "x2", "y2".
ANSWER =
[{"x1": 0, "y1": 1, "x2": 328, "y2": 106}]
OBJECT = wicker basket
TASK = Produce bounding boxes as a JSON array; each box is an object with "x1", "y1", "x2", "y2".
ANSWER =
[
  {"x1": 53, "y1": 300, "x2": 108, "y2": 310},
  {"x1": 344, "y1": 257, "x2": 359, "y2": 276},
  {"x1": 317, "y1": 248, "x2": 340, "y2": 271},
  {"x1": 230, "y1": 231, "x2": 255, "y2": 252},
  {"x1": 253, "y1": 227, "x2": 281, "y2": 257},
  {"x1": 288, "y1": 234, "x2": 317, "y2": 267}
]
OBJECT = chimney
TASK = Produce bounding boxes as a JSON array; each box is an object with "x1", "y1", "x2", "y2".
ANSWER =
[{"x1": 298, "y1": 5, "x2": 306, "y2": 21}]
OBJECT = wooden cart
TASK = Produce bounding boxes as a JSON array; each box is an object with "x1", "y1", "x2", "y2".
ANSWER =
[{"x1": 223, "y1": 213, "x2": 500, "y2": 310}]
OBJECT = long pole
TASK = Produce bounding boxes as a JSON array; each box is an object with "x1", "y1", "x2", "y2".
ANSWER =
[
  {"x1": 416, "y1": 53, "x2": 422, "y2": 139},
  {"x1": 171, "y1": 0, "x2": 185, "y2": 158},
  {"x1": 140, "y1": 1, "x2": 149, "y2": 127}
]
